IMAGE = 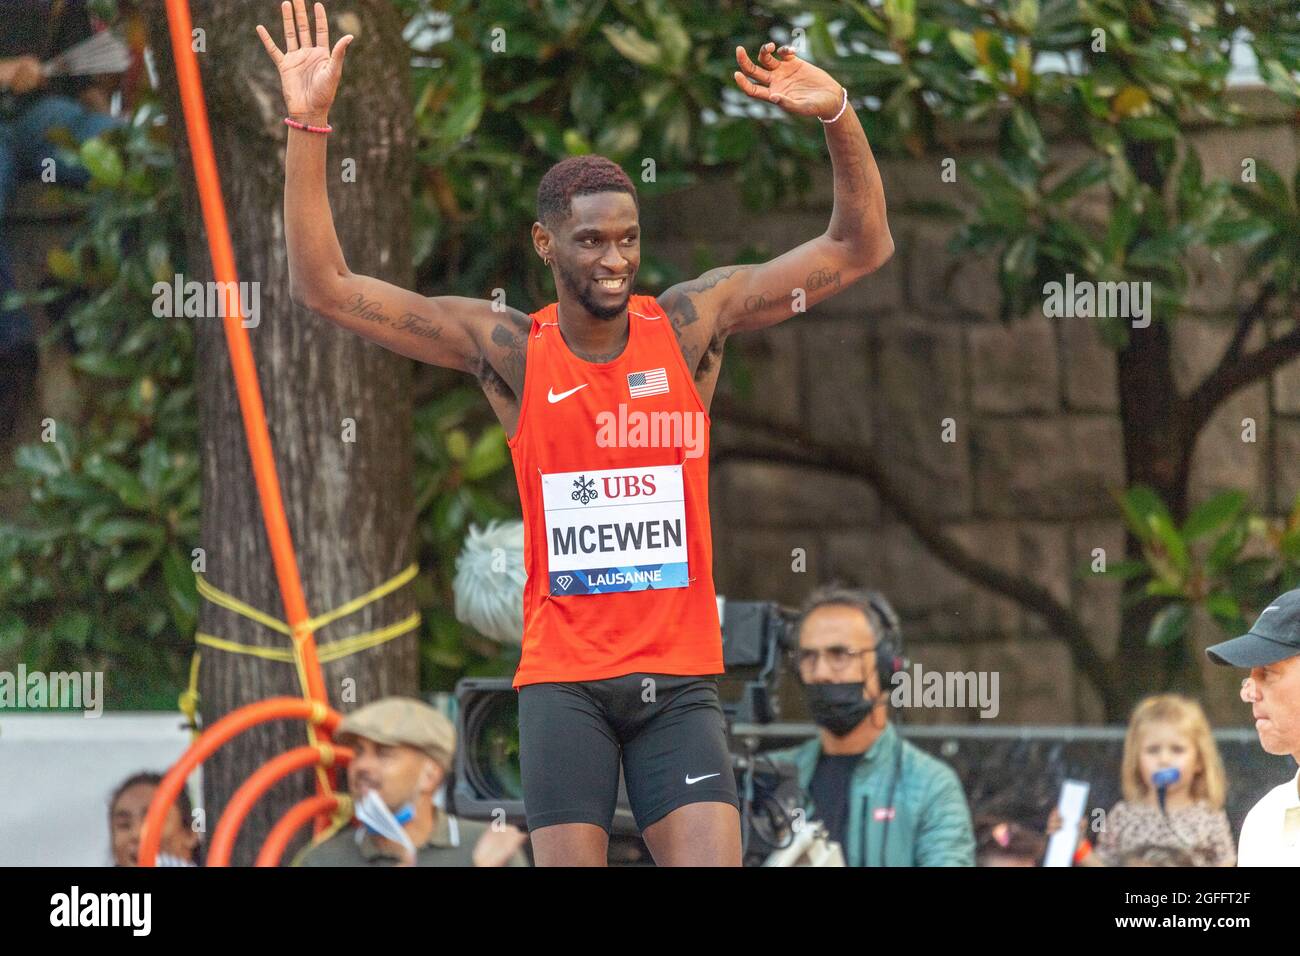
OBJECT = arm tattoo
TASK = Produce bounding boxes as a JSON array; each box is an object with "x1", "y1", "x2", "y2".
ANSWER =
[
  {"x1": 477, "y1": 312, "x2": 529, "y2": 400},
  {"x1": 339, "y1": 293, "x2": 443, "y2": 339},
  {"x1": 806, "y1": 267, "x2": 842, "y2": 293},
  {"x1": 666, "y1": 265, "x2": 754, "y2": 331}
]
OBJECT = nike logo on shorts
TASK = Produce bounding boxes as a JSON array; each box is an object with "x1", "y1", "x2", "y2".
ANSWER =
[
  {"x1": 547, "y1": 383, "x2": 589, "y2": 403},
  {"x1": 685, "y1": 773, "x2": 721, "y2": 785}
]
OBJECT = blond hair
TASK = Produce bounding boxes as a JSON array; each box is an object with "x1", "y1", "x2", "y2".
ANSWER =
[{"x1": 1120, "y1": 694, "x2": 1226, "y2": 808}]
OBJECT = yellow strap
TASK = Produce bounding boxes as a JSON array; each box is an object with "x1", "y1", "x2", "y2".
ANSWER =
[
  {"x1": 194, "y1": 612, "x2": 420, "y2": 664},
  {"x1": 196, "y1": 563, "x2": 420, "y2": 638},
  {"x1": 182, "y1": 564, "x2": 421, "y2": 762}
]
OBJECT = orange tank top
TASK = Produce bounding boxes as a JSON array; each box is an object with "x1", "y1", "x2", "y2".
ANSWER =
[{"x1": 507, "y1": 294, "x2": 723, "y2": 687}]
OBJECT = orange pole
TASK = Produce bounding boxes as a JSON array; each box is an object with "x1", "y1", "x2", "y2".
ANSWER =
[
  {"x1": 208, "y1": 745, "x2": 354, "y2": 867},
  {"x1": 139, "y1": 698, "x2": 340, "y2": 866},
  {"x1": 256, "y1": 794, "x2": 342, "y2": 867},
  {"x1": 160, "y1": 0, "x2": 327, "y2": 704}
]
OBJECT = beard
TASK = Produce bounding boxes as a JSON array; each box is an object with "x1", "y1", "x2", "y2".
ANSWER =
[{"x1": 556, "y1": 260, "x2": 631, "y2": 319}]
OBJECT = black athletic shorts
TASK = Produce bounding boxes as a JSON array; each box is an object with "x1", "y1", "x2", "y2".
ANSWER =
[{"x1": 517, "y1": 672, "x2": 740, "y2": 833}]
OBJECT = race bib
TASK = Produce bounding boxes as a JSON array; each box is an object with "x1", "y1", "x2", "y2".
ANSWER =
[{"x1": 541, "y1": 463, "x2": 689, "y2": 594}]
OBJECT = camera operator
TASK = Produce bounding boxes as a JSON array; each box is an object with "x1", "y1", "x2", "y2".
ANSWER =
[{"x1": 766, "y1": 585, "x2": 975, "y2": 866}]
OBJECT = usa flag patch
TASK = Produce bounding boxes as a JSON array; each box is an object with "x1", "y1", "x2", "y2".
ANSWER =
[{"x1": 627, "y1": 367, "x2": 669, "y2": 399}]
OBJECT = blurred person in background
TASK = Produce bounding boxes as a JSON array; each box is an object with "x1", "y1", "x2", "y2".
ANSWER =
[
  {"x1": 1, "y1": 0, "x2": 126, "y2": 433},
  {"x1": 295, "y1": 697, "x2": 529, "y2": 867},
  {"x1": 974, "y1": 816, "x2": 1047, "y2": 867},
  {"x1": 110, "y1": 770, "x2": 201, "y2": 867},
  {"x1": 1069, "y1": 694, "x2": 1234, "y2": 867}
]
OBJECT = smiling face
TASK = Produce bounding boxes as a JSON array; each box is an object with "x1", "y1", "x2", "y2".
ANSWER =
[
  {"x1": 1246, "y1": 655, "x2": 1300, "y2": 758},
  {"x1": 539, "y1": 191, "x2": 640, "y2": 321}
]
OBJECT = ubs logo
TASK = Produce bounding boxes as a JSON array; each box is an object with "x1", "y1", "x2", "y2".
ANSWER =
[{"x1": 571, "y1": 475, "x2": 598, "y2": 505}]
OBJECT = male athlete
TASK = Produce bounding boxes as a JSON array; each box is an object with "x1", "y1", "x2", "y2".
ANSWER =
[{"x1": 258, "y1": 0, "x2": 893, "y2": 866}]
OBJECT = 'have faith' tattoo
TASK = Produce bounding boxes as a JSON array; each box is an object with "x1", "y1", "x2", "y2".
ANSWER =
[{"x1": 339, "y1": 293, "x2": 443, "y2": 339}]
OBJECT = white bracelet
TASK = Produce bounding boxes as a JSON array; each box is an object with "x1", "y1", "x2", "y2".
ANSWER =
[{"x1": 819, "y1": 87, "x2": 849, "y2": 124}]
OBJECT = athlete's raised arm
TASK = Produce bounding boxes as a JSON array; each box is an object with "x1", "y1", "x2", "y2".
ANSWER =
[
  {"x1": 255, "y1": 1, "x2": 521, "y2": 383},
  {"x1": 660, "y1": 43, "x2": 893, "y2": 351}
]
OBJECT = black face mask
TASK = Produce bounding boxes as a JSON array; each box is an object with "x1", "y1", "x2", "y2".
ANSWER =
[{"x1": 803, "y1": 681, "x2": 874, "y2": 737}]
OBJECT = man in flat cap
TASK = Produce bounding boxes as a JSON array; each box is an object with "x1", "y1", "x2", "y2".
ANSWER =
[
  {"x1": 1206, "y1": 588, "x2": 1300, "y2": 865},
  {"x1": 296, "y1": 697, "x2": 529, "y2": 867}
]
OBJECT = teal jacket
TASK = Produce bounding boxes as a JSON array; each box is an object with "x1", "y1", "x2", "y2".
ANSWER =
[{"x1": 766, "y1": 723, "x2": 975, "y2": 867}]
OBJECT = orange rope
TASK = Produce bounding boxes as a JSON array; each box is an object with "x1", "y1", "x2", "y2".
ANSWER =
[
  {"x1": 162, "y1": 0, "x2": 326, "y2": 706},
  {"x1": 139, "y1": 1, "x2": 340, "y2": 866}
]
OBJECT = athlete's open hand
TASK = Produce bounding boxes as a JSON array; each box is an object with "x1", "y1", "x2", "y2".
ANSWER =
[
  {"x1": 733, "y1": 43, "x2": 844, "y2": 120},
  {"x1": 255, "y1": 0, "x2": 352, "y2": 121}
]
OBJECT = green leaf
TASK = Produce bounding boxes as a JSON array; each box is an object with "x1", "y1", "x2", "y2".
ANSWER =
[
  {"x1": 162, "y1": 547, "x2": 199, "y2": 631},
  {"x1": 1045, "y1": 158, "x2": 1108, "y2": 203},
  {"x1": 1181, "y1": 491, "x2": 1246, "y2": 541},
  {"x1": 1147, "y1": 509, "x2": 1190, "y2": 577},
  {"x1": 1119, "y1": 115, "x2": 1179, "y2": 142},
  {"x1": 79, "y1": 137, "x2": 124, "y2": 188},
  {"x1": 462, "y1": 427, "x2": 508, "y2": 482},
  {"x1": 88, "y1": 517, "x2": 161, "y2": 547},
  {"x1": 446, "y1": 429, "x2": 470, "y2": 462},
  {"x1": 1146, "y1": 603, "x2": 1190, "y2": 647},
  {"x1": 83, "y1": 456, "x2": 149, "y2": 509},
  {"x1": 1096, "y1": 558, "x2": 1150, "y2": 580},
  {"x1": 104, "y1": 544, "x2": 161, "y2": 593},
  {"x1": 14, "y1": 443, "x2": 67, "y2": 479},
  {"x1": 601, "y1": 24, "x2": 662, "y2": 68},
  {"x1": 1001, "y1": 234, "x2": 1038, "y2": 286},
  {"x1": 1204, "y1": 592, "x2": 1241, "y2": 629},
  {"x1": 1008, "y1": 106, "x2": 1047, "y2": 166},
  {"x1": 947, "y1": 30, "x2": 979, "y2": 66}
]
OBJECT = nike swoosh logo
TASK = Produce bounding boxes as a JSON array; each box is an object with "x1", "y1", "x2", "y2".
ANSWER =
[
  {"x1": 547, "y1": 383, "x2": 589, "y2": 403},
  {"x1": 685, "y1": 773, "x2": 721, "y2": 785}
]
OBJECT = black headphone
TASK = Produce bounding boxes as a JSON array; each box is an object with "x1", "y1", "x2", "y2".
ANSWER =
[{"x1": 863, "y1": 590, "x2": 907, "y2": 702}]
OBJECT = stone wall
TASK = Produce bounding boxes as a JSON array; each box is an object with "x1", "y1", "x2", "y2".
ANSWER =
[{"x1": 640, "y1": 90, "x2": 1299, "y2": 727}]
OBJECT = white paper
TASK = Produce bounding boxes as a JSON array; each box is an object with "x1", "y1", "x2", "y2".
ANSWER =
[{"x1": 1043, "y1": 779, "x2": 1090, "y2": 867}]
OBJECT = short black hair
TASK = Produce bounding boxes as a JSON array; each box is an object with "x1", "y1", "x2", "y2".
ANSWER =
[{"x1": 537, "y1": 155, "x2": 639, "y2": 230}]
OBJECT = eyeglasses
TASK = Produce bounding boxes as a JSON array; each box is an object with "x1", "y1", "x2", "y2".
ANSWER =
[{"x1": 795, "y1": 645, "x2": 875, "y2": 673}]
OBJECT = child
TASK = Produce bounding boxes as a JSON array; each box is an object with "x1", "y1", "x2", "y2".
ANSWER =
[
  {"x1": 1090, "y1": 694, "x2": 1235, "y2": 867},
  {"x1": 109, "y1": 771, "x2": 201, "y2": 867}
]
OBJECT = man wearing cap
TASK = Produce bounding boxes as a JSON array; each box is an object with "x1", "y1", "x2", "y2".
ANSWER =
[
  {"x1": 1206, "y1": 589, "x2": 1300, "y2": 865},
  {"x1": 295, "y1": 697, "x2": 529, "y2": 867}
]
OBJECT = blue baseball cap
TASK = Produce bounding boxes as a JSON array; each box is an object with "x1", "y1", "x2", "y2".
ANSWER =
[{"x1": 1205, "y1": 588, "x2": 1300, "y2": 668}]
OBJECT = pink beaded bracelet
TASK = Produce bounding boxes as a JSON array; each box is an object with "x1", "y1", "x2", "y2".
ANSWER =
[{"x1": 284, "y1": 117, "x2": 333, "y2": 134}]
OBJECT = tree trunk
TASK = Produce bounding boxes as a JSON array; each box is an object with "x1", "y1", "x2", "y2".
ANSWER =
[
  {"x1": 145, "y1": 0, "x2": 418, "y2": 864},
  {"x1": 1110, "y1": 139, "x2": 1203, "y2": 719}
]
